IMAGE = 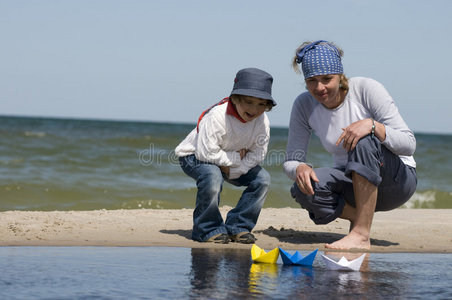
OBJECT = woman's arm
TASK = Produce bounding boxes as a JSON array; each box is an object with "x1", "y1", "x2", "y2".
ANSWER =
[
  {"x1": 337, "y1": 78, "x2": 415, "y2": 155},
  {"x1": 365, "y1": 78, "x2": 416, "y2": 155},
  {"x1": 283, "y1": 95, "x2": 314, "y2": 181}
]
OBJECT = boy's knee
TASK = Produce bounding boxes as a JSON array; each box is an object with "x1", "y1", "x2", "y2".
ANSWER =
[
  {"x1": 198, "y1": 168, "x2": 223, "y2": 193},
  {"x1": 245, "y1": 166, "x2": 270, "y2": 187},
  {"x1": 256, "y1": 168, "x2": 271, "y2": 186}
]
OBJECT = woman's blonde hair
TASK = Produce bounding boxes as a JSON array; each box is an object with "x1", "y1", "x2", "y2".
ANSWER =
[{"x1": 292, "y1": 41, "x2": 349, "y2": 91}]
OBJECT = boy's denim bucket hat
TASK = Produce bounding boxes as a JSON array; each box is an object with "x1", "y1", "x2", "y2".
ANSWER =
[{"x1": 230, "y1": 68, "x2": 276, "y2": 106}]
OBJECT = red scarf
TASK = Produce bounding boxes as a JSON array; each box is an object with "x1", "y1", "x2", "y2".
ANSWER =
[{"x1": 196, "y1": 97, "x2": 246, "y2": 132}]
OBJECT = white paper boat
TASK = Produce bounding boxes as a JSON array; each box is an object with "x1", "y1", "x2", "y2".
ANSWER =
[{"x1": 321, "y1": 253, "x2": 366, "y2": 271}]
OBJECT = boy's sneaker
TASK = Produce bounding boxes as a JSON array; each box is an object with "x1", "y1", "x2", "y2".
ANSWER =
[
  {"x1": 230, "y1": 232, "x2": 256, "y2": 244},
  {"x1": 207, "y1": 233, "x2": 230, "y2": 244}
]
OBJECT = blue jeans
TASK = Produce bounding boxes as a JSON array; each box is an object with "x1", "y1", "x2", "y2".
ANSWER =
[{"x1": 179, "y1": 154, "x2": 270, "y2": 242}]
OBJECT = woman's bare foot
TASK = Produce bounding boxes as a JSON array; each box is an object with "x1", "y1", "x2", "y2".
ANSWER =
[{"x1": 325, "y1": 231, "x2": 371, "y2": 250}]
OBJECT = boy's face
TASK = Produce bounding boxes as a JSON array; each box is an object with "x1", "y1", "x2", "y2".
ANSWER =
[{"x1": 233, "y1": 96, "x2": 268, "y2": 122}]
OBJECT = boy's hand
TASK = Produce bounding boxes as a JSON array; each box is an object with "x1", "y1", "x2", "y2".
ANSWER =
[
  {"x1": 220, "y1": 149, "x2": 248, "y2": 178},
  {"x1": 238, "y1": 149, "x2": 249, "y2": 160},
  {"x1": 219, "y1": 166, "x2": 230, "y2": 177}
]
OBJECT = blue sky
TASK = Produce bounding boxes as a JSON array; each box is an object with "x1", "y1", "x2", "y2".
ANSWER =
[{"x1": 1, "y1": 0, "x2": 451, "y2": 134}]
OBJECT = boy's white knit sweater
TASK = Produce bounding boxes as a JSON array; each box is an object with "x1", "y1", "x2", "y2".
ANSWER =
[{"x1": 175, "y1": 102, "x2": 270, "y2": 179}]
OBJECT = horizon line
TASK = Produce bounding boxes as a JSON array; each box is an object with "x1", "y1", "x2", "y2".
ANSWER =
[{"x1": 0, "y1": 113, "x2": 449, "y2": 136}]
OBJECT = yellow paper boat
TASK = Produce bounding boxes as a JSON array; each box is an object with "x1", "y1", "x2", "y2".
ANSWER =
[{"x1": 251, "y1": 244, "x2": 279, "y2": 264}]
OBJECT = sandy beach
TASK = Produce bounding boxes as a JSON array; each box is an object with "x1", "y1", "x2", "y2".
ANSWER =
[{"x1": 1, "y1": 207, "x2": 451, "y2": 253}]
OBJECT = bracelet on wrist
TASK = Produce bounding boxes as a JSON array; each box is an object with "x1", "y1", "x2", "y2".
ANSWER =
[{"x1": 371, "y1": 119, "x2": 376, "y2": 138}]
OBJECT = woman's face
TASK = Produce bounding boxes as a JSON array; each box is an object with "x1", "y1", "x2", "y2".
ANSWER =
[
  {"x1": 233, "y1": 96, "x2": 268, "y2": 122},
  {"x1": 305, "y1": 74, "x2": 343, "y2": 109}
]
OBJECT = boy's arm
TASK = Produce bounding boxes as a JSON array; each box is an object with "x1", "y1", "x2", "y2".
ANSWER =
[
  {"x1": 195, "y1": 113, "x2": 242, "y2": 167},
  {"x1": 228, "y1": 117, "x2": 270, "y2": 179}
]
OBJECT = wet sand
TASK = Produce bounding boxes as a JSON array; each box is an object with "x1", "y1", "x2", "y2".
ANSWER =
[{"x1": 1, "y1": 207, "x2": 451, "y2": 253}]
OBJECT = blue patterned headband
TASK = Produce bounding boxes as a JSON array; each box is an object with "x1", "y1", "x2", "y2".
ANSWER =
[{"x1": 296, "y1": 40, "x2": 343, "y2": 79}]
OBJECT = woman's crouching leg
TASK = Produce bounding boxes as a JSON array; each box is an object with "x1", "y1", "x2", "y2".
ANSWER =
[{"x1": 290, "y1": 167, "x2": 353, "y2": 225}]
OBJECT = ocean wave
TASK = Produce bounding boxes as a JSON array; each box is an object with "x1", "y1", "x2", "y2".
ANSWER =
[
  {"x1": 404, "y1": 190, "x2": 452, "y2": 208},
  {"x1": 24, "y1": 131, "x2": 46, "y2": 137}
]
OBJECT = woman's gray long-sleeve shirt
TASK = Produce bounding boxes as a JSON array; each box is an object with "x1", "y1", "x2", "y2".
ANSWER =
[{"x1": 283, "y1": 77, "x2": 416, "y2": 181}]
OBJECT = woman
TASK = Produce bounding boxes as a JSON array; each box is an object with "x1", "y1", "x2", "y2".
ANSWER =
[{"x1": 284, "y1": 40, "x2": 417, "y2": 250}]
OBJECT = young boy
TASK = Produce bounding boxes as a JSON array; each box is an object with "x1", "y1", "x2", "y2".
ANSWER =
[{"x1": 175, "y1": 68, "x2": 276, "y2": 244}]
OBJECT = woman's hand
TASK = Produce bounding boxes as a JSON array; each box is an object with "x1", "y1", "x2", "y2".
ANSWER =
[
  {"x1": 336, "y1": 119, "x2": 374, "y2": 151},
  {"x1": 296, "y1": 164, "x2": 319, "y2": 195}
]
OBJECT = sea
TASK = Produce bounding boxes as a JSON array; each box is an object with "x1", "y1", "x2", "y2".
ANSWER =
[{"x1": 1, "y1": 115, "x2": 451, "y2": 211}]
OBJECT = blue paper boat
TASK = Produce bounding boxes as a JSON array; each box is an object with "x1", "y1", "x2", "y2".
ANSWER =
[{"x1": 278, "y1": 248, "x2": 318, "y2": 266}]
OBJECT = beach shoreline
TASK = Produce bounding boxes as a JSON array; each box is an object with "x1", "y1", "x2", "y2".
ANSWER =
[{"x1": 1, "y1": 207, "x2": 451, "y2": 253}]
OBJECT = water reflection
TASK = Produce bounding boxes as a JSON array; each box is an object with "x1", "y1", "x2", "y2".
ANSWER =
[
  {"x1": 0, "y1": 247, "x2": 449, "y2": 299},
  {"x1": 189, "y1": 248, "x2": 252, "y2": 299},
  {"x1": 248, "y1": 263, "x2": 279, "y2": 294},
  {"x1": 188, "y1": 248, "x2": 448, "y2": 299}
]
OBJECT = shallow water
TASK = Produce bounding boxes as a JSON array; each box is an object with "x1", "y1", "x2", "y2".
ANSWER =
[{"x1": 0, "y1": 247, "x2": 451, "y2": 299}]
